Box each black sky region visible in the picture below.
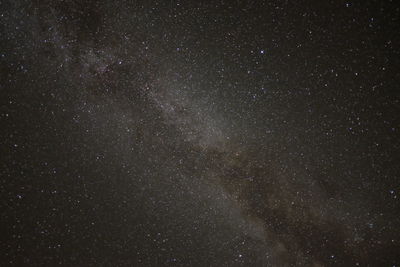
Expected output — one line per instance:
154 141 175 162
1 0 400 266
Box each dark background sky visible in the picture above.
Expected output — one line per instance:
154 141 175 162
1 0 399 266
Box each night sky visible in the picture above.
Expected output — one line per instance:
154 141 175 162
1 1 400 266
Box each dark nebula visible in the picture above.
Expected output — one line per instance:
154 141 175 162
1 1 399 266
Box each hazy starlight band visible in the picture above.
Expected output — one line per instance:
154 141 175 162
2 1 399 266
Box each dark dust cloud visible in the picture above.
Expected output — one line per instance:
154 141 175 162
1 1 400 266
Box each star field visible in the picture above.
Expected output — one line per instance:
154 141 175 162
1 1 400 266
